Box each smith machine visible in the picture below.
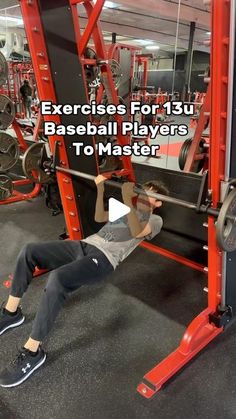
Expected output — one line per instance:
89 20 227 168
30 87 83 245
18 0 236 399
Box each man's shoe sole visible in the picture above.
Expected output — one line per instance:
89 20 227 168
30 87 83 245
0 316 25 336
0 353 47 388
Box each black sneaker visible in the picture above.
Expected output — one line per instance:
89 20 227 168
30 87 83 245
0 304 25 336
0 347 46 388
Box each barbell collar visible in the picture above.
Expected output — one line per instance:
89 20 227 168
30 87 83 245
206 206 236 223
203 207 219 217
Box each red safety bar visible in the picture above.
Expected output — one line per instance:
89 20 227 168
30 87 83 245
140 241 205 273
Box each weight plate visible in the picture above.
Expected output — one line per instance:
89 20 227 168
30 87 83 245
0 52 8 87
178 138 206 172
84 47 96 60
99 155 122 173
100 59 123 89
84 47 100 86
216 189 236 252
22 142 51 184
95 136 121 171
179 138 191 170
0 174 13 201
0 95 15 130
192 139 206 173
0 132 19 171
85 66 100 85
110 59 122 89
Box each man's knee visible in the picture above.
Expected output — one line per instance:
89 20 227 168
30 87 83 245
44 272 67 301
18 243 35 261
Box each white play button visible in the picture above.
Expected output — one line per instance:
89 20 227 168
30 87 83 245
108 198 131 222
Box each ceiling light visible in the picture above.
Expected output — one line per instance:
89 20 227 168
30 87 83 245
146 45 160 50
135 39 154 46
92 0 118 8
105 1 117 7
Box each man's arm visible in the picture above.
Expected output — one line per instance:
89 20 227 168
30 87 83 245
122 182 150 238
94 175 109 223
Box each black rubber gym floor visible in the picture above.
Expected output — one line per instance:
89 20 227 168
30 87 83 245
1 196 236 419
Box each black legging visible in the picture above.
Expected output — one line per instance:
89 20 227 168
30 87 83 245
10 241 113 341
23 96 32 119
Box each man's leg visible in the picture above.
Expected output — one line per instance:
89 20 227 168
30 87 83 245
0 246 113 387
26 247 113 349
1 240 85 333
27 97 32 119
22 99 26 118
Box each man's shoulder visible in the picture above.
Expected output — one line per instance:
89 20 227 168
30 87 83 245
149 214 163 225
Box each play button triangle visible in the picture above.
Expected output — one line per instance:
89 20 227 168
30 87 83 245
108 198 131 222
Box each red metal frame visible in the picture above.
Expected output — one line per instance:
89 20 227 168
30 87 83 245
12 119 28 152
74 0 136 174
32 112 43 142
0 181 42 206
207 0 229 311
184 85 211 172
0 119 42 206
137 0 230 398
0 61 36 117
95 42 139 126
140 241 205 273
20 0 83 240
19 0 231 399
135 55 149 90
20 0 136 239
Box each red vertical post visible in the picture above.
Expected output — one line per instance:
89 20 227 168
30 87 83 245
207 0 230 311
136 0 231 399
19 0 82 240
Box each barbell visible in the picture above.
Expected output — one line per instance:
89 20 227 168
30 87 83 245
20 141 236 252
49 164 200 209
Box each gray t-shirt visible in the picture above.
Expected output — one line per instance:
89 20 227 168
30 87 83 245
82 211 163 269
